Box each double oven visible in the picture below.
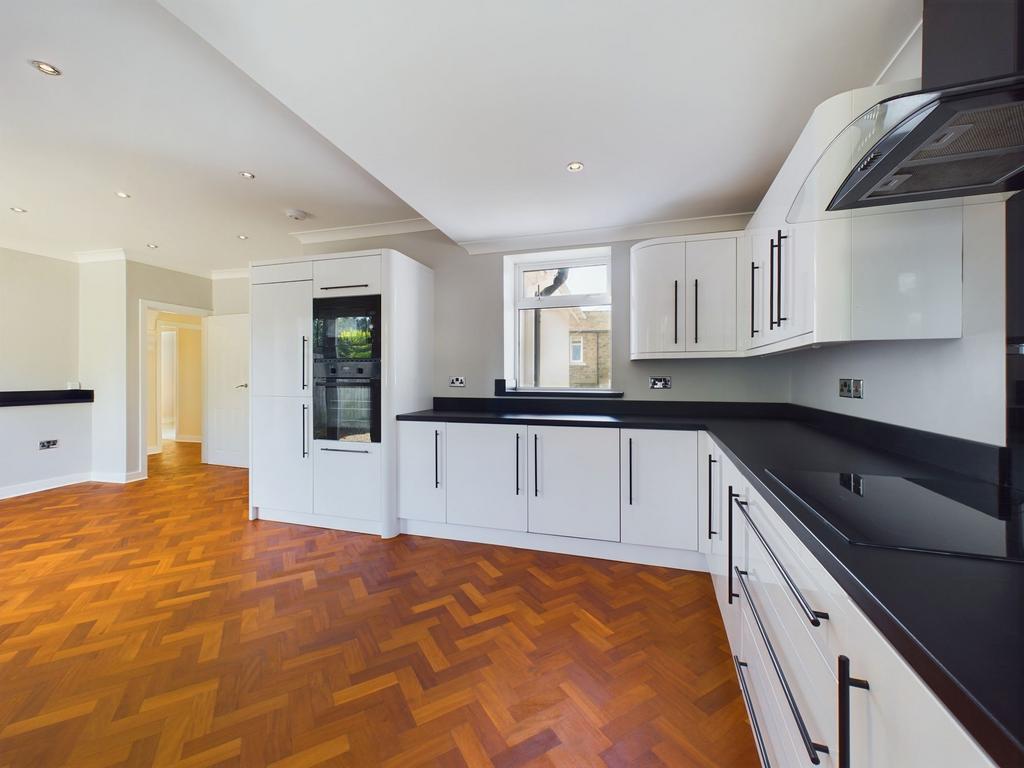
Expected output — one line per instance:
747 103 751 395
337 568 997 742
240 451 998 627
312 295 381 443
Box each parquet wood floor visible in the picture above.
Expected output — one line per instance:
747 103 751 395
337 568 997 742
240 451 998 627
0 441 757 767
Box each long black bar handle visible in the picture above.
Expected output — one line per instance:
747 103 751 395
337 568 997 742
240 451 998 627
734 656 772 768
301 403 308 458
320 283 370 291
768 238 777 329
673 280 679 344
533 433 539 497
693 278 699 345
628 438 634 506
750 262 760 338
735 498 829 627
728 486 737 603
736 567 829 765
515 432 521 496
777 229 788 324
434 430 440 489
301 335 308 390
707 455 718 539
838 655 870 768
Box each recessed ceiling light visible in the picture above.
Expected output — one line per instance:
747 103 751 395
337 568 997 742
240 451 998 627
566 161 584 173
146 243 158 249
31 60 62 76
10 207 27 213
116 191 131 199
239 171 255 180
237 234 248 240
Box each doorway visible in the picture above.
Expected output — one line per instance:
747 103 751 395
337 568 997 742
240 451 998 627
146 311 205 462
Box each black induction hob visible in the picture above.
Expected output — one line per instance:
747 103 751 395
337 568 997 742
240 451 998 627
766 469 1024 564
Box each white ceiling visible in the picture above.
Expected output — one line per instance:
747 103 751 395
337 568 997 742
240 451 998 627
160 0 922 249
0 1 419 276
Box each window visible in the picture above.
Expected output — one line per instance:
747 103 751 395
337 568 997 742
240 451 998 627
503 247 612 391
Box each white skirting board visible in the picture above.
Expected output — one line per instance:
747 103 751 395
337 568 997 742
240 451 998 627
0 469 147 500
174 435 203 443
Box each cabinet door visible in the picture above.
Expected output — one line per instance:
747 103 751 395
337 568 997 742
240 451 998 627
630 241 686 355
313 442 381 521
313 254 382 297
251 396 312 516
251 280 312 398
685 238 737 352
446 423 527 531
747 230 774 348
398 421 445 522
527 426 619 541
621 429 698 549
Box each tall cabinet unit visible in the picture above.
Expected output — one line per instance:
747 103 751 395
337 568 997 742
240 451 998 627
249 249 433 537
250 264 313 519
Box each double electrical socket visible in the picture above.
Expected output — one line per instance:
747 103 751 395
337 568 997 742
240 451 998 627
649 376 672 390
448 376 466 388
839 378 864 399
39 439 58 450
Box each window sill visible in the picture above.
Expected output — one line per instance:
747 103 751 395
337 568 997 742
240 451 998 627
494 380 624 398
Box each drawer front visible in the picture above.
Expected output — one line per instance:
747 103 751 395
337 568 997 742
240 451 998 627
736 613 788 768
313 254 381 296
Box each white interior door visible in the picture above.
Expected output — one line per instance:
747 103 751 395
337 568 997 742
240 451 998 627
203 314 250 468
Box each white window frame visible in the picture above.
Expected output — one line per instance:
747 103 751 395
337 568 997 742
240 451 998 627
502 246 612 391
569 338 584 365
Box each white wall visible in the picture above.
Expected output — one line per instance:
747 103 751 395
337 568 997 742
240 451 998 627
0 403 92 499
0 247 79 390
213 276 249 314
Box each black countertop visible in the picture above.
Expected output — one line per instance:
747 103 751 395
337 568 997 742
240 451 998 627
0 390 94 407
398 408 1024 766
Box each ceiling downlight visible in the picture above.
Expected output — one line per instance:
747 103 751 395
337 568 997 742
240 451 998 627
566 161 584 172
31 60 62 76
10 207 27 213
239 170 255 180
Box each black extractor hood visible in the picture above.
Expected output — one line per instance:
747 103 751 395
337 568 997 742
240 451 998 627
828 0 1024 211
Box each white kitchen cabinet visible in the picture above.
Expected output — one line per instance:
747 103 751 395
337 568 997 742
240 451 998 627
313 254 382 297
620 429 698 549
313 441 381 521
397 421 446 522
446 422 527 531
251 279 312 398
685 238 737 352
748 225 813 349
527 425 619 541
630 240 686 355
251 396 312 516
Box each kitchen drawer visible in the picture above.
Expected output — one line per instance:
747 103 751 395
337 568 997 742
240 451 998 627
313 441 381 521
313 254 381 296
736 613 788 768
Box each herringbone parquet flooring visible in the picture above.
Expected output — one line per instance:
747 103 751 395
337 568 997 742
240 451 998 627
0 441 757 767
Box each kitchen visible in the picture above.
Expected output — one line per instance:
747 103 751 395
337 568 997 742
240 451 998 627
1 1 1022 766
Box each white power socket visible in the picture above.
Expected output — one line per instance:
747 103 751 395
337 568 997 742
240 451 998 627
449 376 466 387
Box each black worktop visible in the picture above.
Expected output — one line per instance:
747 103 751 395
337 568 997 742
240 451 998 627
0 389 94 407
398 402 1024 766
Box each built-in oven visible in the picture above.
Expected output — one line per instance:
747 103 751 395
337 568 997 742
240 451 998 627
313 361 381 443
313 295 381 363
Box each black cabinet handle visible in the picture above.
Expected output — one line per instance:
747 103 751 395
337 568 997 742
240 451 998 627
434 430 440 489
769 238 777 330
673 280 679 344
728 486 738 604
515 432 521 496
734 497 829 627
750 262 760 337
628 437 634 505
320 447 369 454
707 455 718 539
736 567 829 764
301 403 308 458
301 335 308 390
320 283 370 290
777 229 788 324
734 656 772 768
693 278 699 345
838 655 870 768
534 433 539 497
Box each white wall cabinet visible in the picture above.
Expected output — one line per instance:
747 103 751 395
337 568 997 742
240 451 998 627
313 254 382 297
620 429 698 549
251 280 312 398
397 421 446 522
446 422 527 531
251 396 312 516
527 425 620 541
630 240 686 355
685 238 737 352
313 442 381 521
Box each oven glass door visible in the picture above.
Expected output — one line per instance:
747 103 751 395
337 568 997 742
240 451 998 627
313 378 381 443
313 295 381 362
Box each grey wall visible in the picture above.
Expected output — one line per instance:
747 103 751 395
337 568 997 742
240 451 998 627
213 276 249 314
304 230 793 402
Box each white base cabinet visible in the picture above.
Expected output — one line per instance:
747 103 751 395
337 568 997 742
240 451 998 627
251 396 312 516
620 429 698 549
397 421 446 522
313 441 381 521
527 425 620 542
445 422 527 531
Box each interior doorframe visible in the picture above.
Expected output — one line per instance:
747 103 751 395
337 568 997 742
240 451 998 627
138 299 211 477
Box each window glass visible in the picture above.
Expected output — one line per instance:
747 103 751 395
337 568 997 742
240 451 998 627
522 264 608 298
518 306 610 389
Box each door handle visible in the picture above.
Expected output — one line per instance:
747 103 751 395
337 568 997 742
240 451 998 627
693 279 699 345
728 486 739 604
777 229 788 324
434 430 440 489
769 238 777 330
673 280 679 345
320 447 370 454
301 403 308 458
515 432 521 496
838 655 870 768
234 383 249 389
533 433 539 497
320 283 370 291
301 335 308 390
628 437 634 505
707 455 717 539
750 262 760 338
